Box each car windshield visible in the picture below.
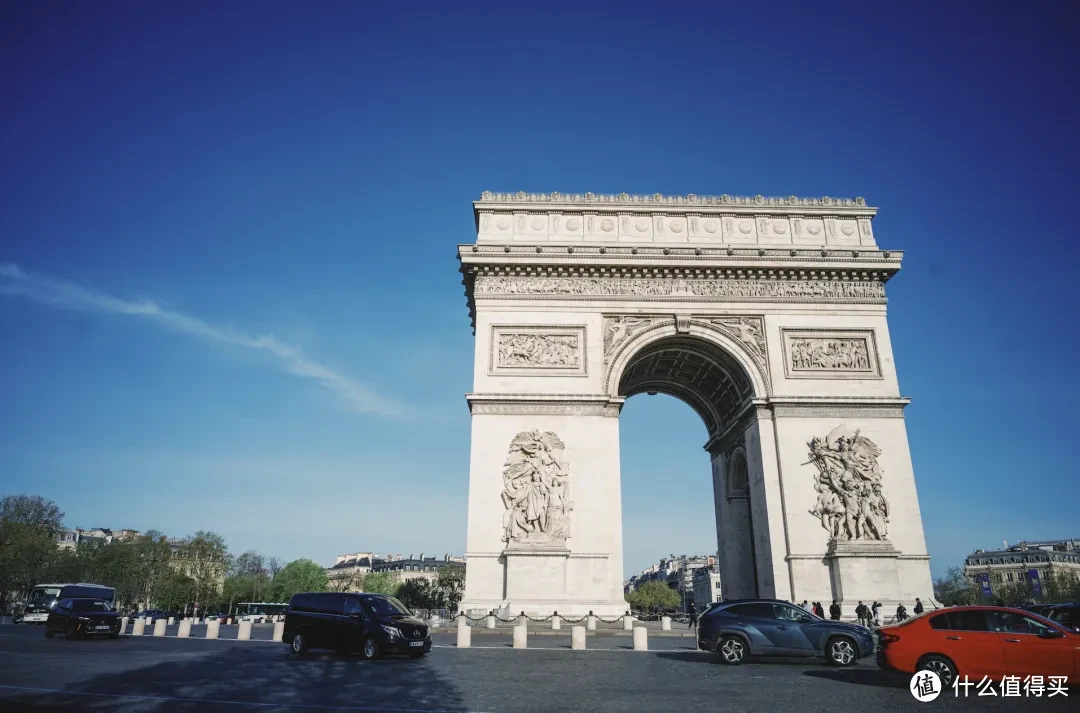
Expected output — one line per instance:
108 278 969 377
365 596 412 616
72 599 112 612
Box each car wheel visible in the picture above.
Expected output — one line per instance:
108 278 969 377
290 633 308 655
917 654 957 688
360 637 381 661
826 636 857 666
717 635 747 665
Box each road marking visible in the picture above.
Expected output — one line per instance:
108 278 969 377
0 685 494 713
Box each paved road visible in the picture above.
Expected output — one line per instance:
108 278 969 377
0 624 1072 712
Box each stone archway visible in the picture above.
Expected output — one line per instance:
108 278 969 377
457 191 935 617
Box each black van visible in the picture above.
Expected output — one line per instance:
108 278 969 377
283 592 431 659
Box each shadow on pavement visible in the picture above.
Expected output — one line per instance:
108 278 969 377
1 644 468 712
803 668 908 689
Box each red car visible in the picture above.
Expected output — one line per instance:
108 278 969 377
877 606 1079 687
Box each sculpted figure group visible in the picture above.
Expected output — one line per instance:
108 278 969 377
807 427 890 542
790 338 871 371
497 334 579 368
501 430 574 544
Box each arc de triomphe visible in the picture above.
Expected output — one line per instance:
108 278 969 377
457 191 933 617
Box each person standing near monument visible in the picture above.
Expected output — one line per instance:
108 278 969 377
855 601 868 627
872 601 882 628
687 601 697 629
829 600 842 620
913 598 924 615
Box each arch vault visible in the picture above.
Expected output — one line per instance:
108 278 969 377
457 191 934 617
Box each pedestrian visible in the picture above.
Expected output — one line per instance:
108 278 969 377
896 602 907 622
812 601 824 618
913 598 924 615
829 600 841 620
872 601 882 628
800 600 809 611
855 601 867 627
688 601 697 629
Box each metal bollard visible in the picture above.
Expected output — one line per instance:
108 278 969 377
551 614 561 630
153 619 167 636
238 620 252 640
206 619 220 639
178 619 192 638
485 614 495 629
623 615 633 631
512 624 527 649
633 626 648 651
456 617 471 648
587 614 597 631
131 618 145 636
273 621 285 642
661 615 671 631
571 625 586 650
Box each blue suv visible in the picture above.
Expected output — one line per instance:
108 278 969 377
697 599 874 666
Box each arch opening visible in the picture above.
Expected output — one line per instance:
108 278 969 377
617 334 763 602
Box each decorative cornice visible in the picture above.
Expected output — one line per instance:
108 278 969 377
473 276 886 302
460 244 902 266
477 191 871 210
767 397 910 419
466 393 624 417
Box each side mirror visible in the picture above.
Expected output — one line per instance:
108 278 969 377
1038 629 1064 639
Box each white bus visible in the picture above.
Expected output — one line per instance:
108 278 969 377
236 602 288 620
20 583 116 624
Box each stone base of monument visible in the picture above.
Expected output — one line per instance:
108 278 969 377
826 538 902 606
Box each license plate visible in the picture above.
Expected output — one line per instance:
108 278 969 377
409 641 424 647
95 626 112 630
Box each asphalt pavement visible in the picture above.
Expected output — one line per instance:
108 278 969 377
0 622 1073 712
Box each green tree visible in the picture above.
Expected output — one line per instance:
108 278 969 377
624 580 681 612
272 559 328 601
155 569 196 612
360 571 397 595
933 567 980 606
435 565 465 612
395 579 435 610
0 495 65 612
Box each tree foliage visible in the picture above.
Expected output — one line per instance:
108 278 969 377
272 559 328 601
0 495 66 610
933 567 980 606
624 581 681 612
360 571 397 595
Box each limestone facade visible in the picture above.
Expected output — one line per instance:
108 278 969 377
457 192 934 617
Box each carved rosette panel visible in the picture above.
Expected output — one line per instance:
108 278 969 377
489 325 586 376
475 276 885 301
501 430 574 546
805 425 890 544
782 330 881 379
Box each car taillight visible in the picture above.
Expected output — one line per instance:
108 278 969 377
880 632 900 645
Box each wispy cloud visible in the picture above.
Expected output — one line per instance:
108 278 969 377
0 263 403 417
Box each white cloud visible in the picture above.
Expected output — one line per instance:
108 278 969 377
0 262 403 417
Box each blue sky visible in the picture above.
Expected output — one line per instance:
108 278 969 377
1 1 1077 581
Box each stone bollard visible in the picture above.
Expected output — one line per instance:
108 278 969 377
206 619 220 639
178 619 192 638
456 617 471 648
633 626 648 651
551 614 561 630
571 625 586 650
192 618 200 626
273 621 285 642
512 624 527 649
226 618 232 626
623 614 633 631
168 616 175 625
485 614 495 629
661 615 671 631
518 612 527 628
238 620 252 640
132 618 145 636
153 619 167 636
587 614 597 631
120 616 129 633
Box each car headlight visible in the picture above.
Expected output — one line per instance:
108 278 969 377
381 625 401 638
78 616 92 622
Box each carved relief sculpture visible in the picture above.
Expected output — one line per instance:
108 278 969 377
501 430 574 545
710 317 766 359
806 426 890 542
790 337 871 371
603 316 654 360
497 333 580 369
475 276 885 300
